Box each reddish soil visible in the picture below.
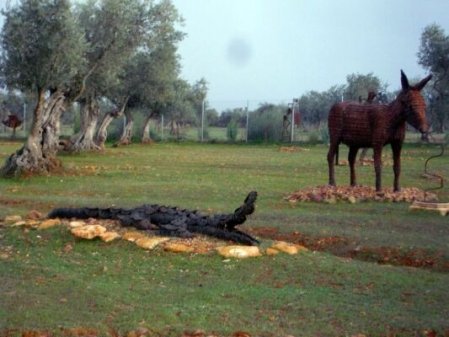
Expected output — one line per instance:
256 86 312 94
250 227 449 272
280 185 448 271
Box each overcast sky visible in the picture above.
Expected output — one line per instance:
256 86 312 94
171 0 449 111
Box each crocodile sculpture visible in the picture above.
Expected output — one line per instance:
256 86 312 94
48 191 259 245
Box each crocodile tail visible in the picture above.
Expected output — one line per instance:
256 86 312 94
47 207 111 219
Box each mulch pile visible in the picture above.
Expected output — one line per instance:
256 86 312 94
286 185 438 203
278 146 310 153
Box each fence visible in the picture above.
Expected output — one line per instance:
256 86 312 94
1 99 318 144
1 99 431 144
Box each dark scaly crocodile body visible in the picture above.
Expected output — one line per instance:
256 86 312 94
48 191 259 245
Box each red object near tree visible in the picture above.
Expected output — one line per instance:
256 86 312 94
286 107 301 126
2 114 23 138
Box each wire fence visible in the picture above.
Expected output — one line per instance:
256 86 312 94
0 99 435 144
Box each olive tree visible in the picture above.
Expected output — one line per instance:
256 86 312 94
418 24 449 132
115 1 184 146
125 47 179 145
0 0 87 177
72 0 184 149
344 73 387 102
68 0 155 151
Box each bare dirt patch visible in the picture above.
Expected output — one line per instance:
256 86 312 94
250 226 449 272
281 185 448 271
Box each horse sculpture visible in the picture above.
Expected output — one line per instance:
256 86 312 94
327 70 432 192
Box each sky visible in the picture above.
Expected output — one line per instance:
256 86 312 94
171 0 449 111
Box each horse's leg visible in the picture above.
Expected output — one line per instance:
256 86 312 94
373 145 383 192
335 145 339 166
327 141 339 186
391 141 402 192
348 146 359 186
358 148 368 165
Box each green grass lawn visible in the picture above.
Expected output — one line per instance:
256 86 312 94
0 140 448 336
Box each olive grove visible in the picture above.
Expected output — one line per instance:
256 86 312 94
0 0 198 177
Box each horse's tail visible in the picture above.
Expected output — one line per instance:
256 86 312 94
328 102 346 167
47 207 116 220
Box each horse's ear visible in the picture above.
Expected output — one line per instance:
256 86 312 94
401 70 410 90
414 74 432 91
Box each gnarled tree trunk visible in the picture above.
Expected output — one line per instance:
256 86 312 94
1 89 65 177
141 111 156 144
96 97 129 149
117 108 133 145
96 109 121 149
68 95 101 151
170 119 181 140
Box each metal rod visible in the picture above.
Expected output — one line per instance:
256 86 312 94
245 101 249 142
423 142 445 191
201 100 205 142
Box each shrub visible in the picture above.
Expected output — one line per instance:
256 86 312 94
226 120 239 142
319 126 329 144
248 105 284 142
307 130 321 144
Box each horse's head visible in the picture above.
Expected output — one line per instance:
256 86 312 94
399 70 432 141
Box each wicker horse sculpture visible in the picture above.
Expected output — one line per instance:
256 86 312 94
327 70 432 192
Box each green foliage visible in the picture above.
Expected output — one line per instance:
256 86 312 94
190 78 208 117
110 0 184 110
226 119 239 141
77 0 179 99
344 72 387 101
306 130 321 144
125 48 179 109
214 108 246 127
418 24 449 74
297 74 390 130
297 85 344 128
165 79 199 126
206 108 219 126
305 127 330 144
248 104 283 142
0 0 87 92
418 24 449 132
319 125 330 144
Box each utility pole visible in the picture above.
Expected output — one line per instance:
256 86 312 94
201 99 205 142
290 98 300 143
245 101 249 142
